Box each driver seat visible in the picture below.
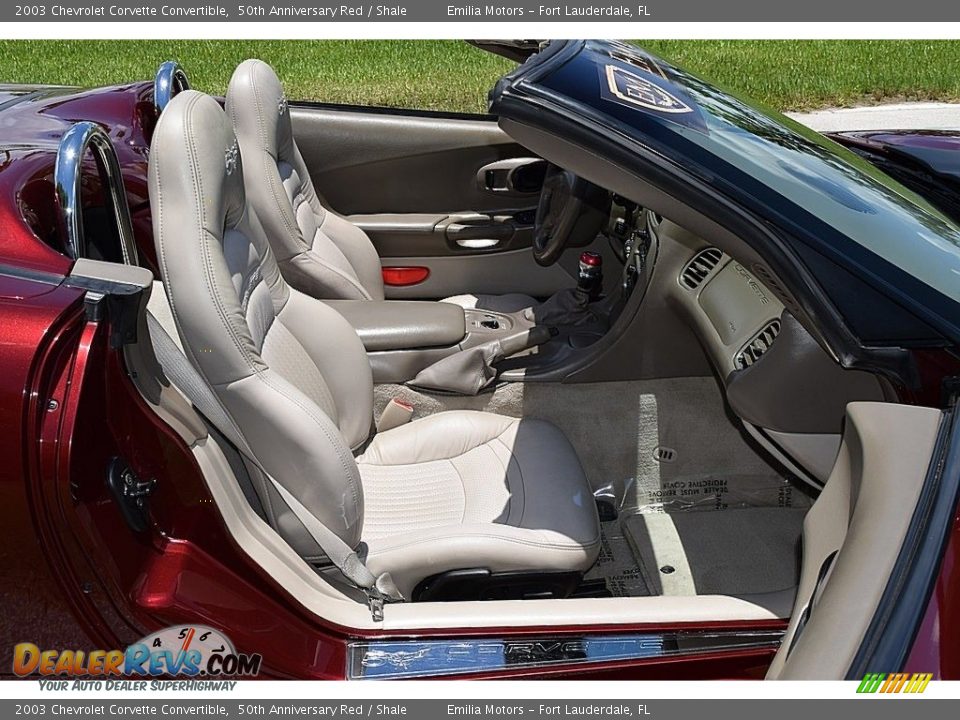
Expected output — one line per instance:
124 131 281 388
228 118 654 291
148 90 600 600
225 59 536 313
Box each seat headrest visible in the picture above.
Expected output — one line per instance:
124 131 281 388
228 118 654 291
226 59 296 162
150 89 247 233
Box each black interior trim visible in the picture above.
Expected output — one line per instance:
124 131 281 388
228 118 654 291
413 568 582 602
289 99 497 123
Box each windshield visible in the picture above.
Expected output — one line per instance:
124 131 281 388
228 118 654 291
531 41 960 326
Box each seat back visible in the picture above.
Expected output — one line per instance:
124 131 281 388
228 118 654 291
226 59 385 302
148 90 374 556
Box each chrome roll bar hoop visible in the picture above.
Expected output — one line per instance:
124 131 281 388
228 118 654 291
54 121 138 265
154 60 190 114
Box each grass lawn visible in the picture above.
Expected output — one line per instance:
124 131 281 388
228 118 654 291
1 40 960 113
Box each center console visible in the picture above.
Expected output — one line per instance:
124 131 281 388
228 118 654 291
325 239 639 391
324 299 534 384
465 307 526 336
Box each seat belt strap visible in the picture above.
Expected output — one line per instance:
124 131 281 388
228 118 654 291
264 472 403 619
146 313 403 619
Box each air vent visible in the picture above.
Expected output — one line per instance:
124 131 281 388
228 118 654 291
680 247 723 289
735 320 781 369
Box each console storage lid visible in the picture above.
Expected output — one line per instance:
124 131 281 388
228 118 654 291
324 300 466 351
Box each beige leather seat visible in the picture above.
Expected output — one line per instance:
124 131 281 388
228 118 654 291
148 90 600 599
225 59 537 313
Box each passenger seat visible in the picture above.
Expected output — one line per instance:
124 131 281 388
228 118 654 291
225 59 537 313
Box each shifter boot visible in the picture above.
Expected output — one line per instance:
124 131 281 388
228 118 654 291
523 288 598 327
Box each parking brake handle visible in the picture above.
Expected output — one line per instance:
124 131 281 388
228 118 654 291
407 326 555 396
499 325 554 355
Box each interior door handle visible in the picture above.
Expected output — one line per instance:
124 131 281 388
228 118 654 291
476 158 548 195
455 237 501 249
442 213 516 251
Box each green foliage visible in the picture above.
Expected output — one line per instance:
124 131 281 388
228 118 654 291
1 40 958 113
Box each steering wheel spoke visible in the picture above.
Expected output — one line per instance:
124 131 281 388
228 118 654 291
533 164 611 266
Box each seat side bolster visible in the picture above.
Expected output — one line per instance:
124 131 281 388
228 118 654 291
221 371 365 551
277 289 375 449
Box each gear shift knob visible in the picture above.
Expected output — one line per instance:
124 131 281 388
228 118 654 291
577 251 603 299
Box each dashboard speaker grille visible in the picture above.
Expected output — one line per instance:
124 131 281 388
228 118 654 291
751 263 800 314
680 247 723 289
736 320 782 369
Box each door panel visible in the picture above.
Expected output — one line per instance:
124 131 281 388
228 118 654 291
290 106 530 214
290 104 579 300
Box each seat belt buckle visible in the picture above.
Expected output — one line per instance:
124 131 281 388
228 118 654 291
376 397 414 433
364 571 404 621
364 586 403 622
364 588 386 622
366 590 387 622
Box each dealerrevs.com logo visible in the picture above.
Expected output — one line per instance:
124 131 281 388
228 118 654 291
13 625 262 690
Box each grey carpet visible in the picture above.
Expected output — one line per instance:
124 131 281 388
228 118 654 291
582 520 651 597
374 378 812 514
374 379 812 599
623 507 806 597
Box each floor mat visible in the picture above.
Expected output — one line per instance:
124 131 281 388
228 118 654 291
623 507 806 596
582 519 651 597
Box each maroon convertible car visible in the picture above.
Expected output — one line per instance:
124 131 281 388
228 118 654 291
1 40 959 680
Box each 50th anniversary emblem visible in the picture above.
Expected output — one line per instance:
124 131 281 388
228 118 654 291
13 625 261 690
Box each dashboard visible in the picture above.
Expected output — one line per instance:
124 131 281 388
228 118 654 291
677 247 784 378
656 217 889 488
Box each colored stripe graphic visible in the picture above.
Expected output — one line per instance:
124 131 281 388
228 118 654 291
856 673 885 693
857 672 932 693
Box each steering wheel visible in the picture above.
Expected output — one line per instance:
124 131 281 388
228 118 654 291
532 164 611 266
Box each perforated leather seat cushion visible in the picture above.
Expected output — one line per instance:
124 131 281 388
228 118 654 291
358 411 601 597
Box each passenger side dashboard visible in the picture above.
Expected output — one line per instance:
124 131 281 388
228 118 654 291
675 246 784 378
664 226 889 487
